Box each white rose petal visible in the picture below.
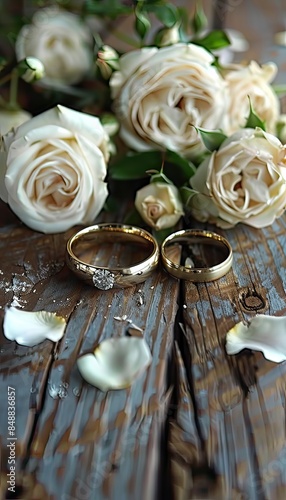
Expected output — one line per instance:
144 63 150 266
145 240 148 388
77 337 152 391
3 307 66 347
0 105 109 233
110 43 229 159
135 182 184 230
15 7 93 86
226 315 286 363
110 47 158 99
189 127 286 228
0 109 32 136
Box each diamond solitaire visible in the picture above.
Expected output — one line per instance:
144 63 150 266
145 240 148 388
66 223 159 288
92 269 115 290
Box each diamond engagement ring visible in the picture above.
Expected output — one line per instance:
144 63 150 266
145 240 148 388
161 229 233 282
66 223 160 289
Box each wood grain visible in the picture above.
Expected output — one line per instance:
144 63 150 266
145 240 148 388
1 201 286 499
168 218 286 500
1 2 286 498
0 203 179 499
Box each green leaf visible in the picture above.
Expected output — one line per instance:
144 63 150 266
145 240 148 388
245 96 266 131
210 55 222 69
109 151 162 180
82 0 131 18
164 150 196 184
151 4 179 28
177 7 190 38
103 194 120 213
109 149 197 185
135 10 151 40
194 30 231 51
191 1 208 35
196 127 227 151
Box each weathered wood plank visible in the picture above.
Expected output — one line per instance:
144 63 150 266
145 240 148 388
0 222 69 457
2 213 286 499
0 202 180 499
22 266 178 500
169 216 286 500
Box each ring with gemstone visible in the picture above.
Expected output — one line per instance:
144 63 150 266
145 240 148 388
161 229 233 282
66 223 160 290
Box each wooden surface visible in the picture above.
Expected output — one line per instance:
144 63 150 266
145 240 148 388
1 2 286 498
1 197 286 500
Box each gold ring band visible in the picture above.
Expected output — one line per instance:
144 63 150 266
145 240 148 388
161 229 233 282
66 223 160 289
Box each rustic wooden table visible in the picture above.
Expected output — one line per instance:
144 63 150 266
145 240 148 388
1 196 286 500
1 2 286 498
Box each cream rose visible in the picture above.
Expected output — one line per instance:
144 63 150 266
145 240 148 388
0 105 109 233
223 61 280 134
15 7 93 86
188 128 286 228
110 43 229 159
0 109 32 135
135 182 184 230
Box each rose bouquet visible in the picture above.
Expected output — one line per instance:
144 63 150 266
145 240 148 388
0 1 286 236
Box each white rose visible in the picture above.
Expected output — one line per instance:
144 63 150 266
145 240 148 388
189 128 286 228
135 182 184 230
15 7 93 86
0 105 110 233
0 109 32 135
223 61 280 134
110 43 229 159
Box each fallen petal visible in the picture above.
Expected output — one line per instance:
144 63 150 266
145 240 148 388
77 336 152 391
225 315 286 362
3 307 67 347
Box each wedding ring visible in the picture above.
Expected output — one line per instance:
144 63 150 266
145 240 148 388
66 223 160 289
161 229 233 282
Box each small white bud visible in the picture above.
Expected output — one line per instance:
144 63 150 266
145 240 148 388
19 57 45 83
96 45 119 80
154 25 180 48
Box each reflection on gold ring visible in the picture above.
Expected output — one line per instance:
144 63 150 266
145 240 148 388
161 229 233 282
66 223 159 290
